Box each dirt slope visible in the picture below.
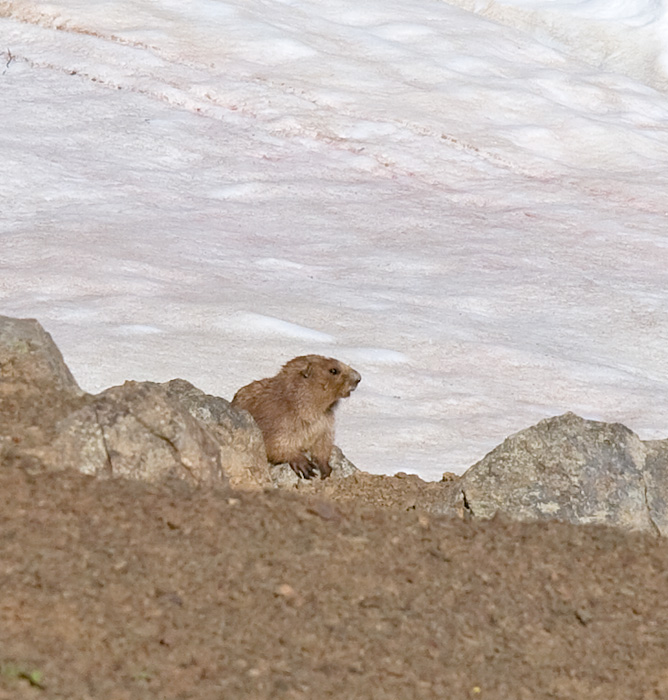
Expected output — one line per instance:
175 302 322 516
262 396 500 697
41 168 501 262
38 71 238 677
1 464 667 700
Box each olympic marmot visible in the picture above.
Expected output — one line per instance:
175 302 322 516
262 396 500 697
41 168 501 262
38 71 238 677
232 355 361 479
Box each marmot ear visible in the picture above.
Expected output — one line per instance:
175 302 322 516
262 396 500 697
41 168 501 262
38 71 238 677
300 362 312 379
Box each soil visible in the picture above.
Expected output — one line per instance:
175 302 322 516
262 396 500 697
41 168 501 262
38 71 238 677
2 463 668 700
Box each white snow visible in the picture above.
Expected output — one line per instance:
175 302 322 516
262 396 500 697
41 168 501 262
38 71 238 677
3 0 668 480
227 313 336 343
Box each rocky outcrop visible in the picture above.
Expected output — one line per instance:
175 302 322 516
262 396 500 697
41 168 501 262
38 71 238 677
0 316 262 486
0 315 355 489
0 315 82 401
49 381 227 487
0 315 85 465
640 439 668 535
5 315 668 532
162 379 273 489
444 412 668 535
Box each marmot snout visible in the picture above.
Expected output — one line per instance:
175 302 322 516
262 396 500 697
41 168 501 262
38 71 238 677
232 355 361 479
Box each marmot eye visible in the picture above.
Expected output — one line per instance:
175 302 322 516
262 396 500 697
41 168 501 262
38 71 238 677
329 367 339 375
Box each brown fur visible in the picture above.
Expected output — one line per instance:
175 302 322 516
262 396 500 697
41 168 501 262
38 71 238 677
232 355 361 479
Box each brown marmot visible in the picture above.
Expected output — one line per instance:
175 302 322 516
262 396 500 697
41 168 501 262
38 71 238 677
232 355 361 479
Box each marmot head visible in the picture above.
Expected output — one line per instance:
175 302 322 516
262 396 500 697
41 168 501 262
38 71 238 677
281 355 361 406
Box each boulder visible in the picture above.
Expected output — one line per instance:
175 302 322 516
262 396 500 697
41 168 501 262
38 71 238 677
1 315 85 465
641 439 668 535
0 315 82 400
0 315 363 490
447 412 663 534
0 316 266 488
162 379 272 489
49 381 227 487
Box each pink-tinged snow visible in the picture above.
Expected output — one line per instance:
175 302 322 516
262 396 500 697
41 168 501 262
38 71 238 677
2 0 668 479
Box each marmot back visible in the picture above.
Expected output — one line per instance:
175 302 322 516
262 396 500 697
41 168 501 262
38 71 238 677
232 355 361 479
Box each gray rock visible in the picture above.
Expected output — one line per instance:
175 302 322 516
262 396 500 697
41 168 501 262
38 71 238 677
50 381 227 487
0 316 82 416
162 379 272 489
0 315 359 490
449 412 661 534
1 315 85 464
330 445 360 478
269 463 301 488
642 438 668 535
0 315 82 400
269 445 360 487
0 316 257 488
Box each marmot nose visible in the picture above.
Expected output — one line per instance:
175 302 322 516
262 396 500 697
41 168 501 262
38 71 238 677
351 370 361 386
